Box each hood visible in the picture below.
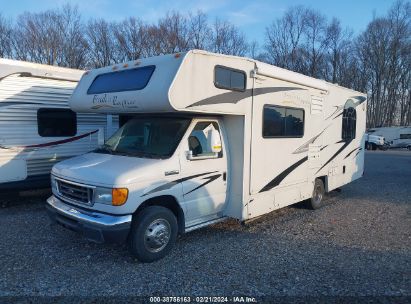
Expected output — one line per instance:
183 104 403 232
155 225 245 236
52 152 178 187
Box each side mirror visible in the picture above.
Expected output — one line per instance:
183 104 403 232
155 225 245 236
186 150 194 160
208 129 222 153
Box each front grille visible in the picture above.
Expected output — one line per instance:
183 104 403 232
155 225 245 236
57 179 93 205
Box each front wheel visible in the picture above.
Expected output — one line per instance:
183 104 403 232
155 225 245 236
129 206 178 263
307 179 325 210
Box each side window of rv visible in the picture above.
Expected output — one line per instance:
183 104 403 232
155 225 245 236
188 122 222 159
87 65 155 94
263 105 304 138
342 107 356 141
37 108 77 137
214 66 246 91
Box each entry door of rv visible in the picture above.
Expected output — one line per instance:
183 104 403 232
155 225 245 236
179 119 227 225
249 77 310 197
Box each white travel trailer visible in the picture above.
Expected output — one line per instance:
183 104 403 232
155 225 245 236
46 50 366 262
367 126 411 150
0 59 118 191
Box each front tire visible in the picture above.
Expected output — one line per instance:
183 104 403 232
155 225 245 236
308 179 325 210
129 206 178 263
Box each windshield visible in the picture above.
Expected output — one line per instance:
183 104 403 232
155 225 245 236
95 117 191 159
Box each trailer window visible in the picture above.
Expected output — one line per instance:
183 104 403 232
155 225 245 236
37 108 77 137
214 66 246 91
400 134 411 139
263 105 304 138
87 65 155 94
342 107 356 141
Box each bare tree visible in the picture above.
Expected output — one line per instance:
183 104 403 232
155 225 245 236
0 13 13 58
85 19 116 68
57 4 88 68
301 9 329 78
156 12 191 54
188 10 211 50
12 10 63 65
357 0 411 127
210 18 248 56
264 5 306 70
113 17 148 61
324 18 353 84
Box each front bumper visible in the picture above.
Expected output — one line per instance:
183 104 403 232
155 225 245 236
46 195 132 243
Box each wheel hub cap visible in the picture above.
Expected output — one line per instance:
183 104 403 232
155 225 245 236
144 219 171 253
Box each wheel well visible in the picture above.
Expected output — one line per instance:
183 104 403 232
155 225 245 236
134 195 185 235
316 176 328 192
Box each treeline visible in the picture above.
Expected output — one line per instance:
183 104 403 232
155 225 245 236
0 1 409 127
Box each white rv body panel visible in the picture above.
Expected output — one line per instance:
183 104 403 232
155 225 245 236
0 59 119 189
48 50 366 249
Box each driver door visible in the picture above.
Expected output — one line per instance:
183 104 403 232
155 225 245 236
179 119 228 227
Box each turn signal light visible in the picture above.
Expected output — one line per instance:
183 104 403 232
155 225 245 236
112 188 128 206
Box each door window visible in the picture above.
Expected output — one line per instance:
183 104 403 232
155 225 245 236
188 121 222 159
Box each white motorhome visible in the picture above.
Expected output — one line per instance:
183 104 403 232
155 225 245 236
46 50 366 262
367 126 411 150
0 59 118 191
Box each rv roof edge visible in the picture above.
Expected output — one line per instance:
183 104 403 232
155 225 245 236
0 58 83 82
255 62 328 92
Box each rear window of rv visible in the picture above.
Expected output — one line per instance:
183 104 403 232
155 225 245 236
37 108 77 137
87 65 155 94
263 105 304 138
214 66 246 91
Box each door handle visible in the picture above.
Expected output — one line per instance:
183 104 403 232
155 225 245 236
165 170 179 176
223 172 227 181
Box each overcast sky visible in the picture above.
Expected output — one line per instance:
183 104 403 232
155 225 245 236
0 0 395 45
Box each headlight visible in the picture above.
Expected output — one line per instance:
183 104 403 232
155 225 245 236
51 175 58 193
94 187 128 206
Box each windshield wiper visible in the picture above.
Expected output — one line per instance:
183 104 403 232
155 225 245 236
128 151 162 159
94 145 114 154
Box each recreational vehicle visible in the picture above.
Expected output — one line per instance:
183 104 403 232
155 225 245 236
46 50 366 262
367 126 411 150
0 59 118 190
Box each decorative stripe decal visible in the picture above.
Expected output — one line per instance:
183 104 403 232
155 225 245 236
354 148 362 157
315 140 351 174
187 87 304 108
184 173 222 195
0 130 99 151
259 156 308 193
332 112 343 119
141 171 218 197
344 147 360 159
293 128 328 154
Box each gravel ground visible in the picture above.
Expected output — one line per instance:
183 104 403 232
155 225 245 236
0 150 410 300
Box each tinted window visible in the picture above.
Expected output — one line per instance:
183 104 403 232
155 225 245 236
215 66 246 91
263 106 285 137
98 117 190 159
399 134 411 139
285 108 304 136
342 107 356 141
263 105 304 137
87 65 155 94
37 108 77 137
